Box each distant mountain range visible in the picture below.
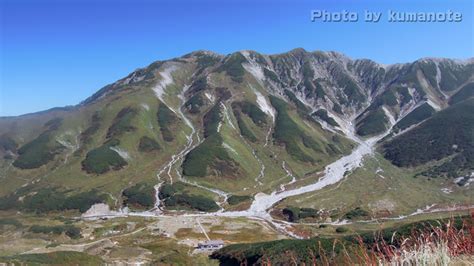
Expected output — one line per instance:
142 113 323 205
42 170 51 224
0 48 472 215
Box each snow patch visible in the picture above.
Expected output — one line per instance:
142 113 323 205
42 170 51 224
427 99 442 111
441 188 452 194
382 106 396 126
221 103 236 130
110 147 131 160
82 203 128 219
152 65 178 102
282 161 296 184
241 52 265 84
222 143 238 155
251 85 275 122
204 92 215 103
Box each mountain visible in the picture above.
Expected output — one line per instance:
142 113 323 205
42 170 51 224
0 48 473 215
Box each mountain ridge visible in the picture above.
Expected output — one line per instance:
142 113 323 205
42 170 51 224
0 47 472 220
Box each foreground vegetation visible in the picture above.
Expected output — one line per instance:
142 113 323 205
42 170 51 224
212 214 474 265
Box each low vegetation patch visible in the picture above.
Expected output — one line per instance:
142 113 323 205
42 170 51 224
182 134 236 177
284 89 311 117
82 138 127 174
270 95 322 162
312 109 338 127
282 206 319 222
13 133 64 169
75 112 102 155
232 101 267 126
159 182 219 212
13 118 65 169
122 182 155 209
0 186 106 213
383 99 474 177
29 224 81 239
138 136 161 152
0 218 22 228
356 108 388 136
212 215 473 265
343 207 370 220
227 195 252 206
106 107 137 139
0 134 17 152
217 52 247 83
1 251 103 265
185 93 205 114
183 103 238 177
157 103 178 141
393 103 435 132
234 113 257 142
449 82 474 105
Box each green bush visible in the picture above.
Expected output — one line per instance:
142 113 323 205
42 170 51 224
157 103 178 142
1 251 104 265
159 183 219 212
211 215 469 265
0 135 17 152
332 103 343 114
30 225 81 239
122 183 155 209
232 101 267 126
21 188 106 213
62 190 108 213
284 89 310 116
106 107 137 138
183 102 238 177
393 103 435 132
164 194 219 212
269 96 317 162
227 195 252 205
282 206 318 222
182 134 234 177
138 136 161 152
203 103 223 137
313 109 338 127
383 98 474 169
75 112 102 155
185 93 205 114
196 53 220 69
336 73 365 106
356 109 388 136
233 110 257 142
82 139 127 174
188 77 208 93
217 53 247 83
343 207 369 220
0 218 22 228
263 68 281 85
238 116 257 142
449 82 474 105
335 227 348 233
211 237 344 265
13 131 64 169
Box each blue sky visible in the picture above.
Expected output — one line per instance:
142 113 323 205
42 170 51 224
1 0 473 116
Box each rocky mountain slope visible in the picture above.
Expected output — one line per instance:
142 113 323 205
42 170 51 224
0 48 472 216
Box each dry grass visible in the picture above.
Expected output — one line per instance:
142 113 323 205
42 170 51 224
257 211 474 266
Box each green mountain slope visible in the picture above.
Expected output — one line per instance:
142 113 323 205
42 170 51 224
0 49 472 216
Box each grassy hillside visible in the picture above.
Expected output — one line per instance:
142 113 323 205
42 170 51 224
393 103 436 132
356 109 388 136
383 98 474 177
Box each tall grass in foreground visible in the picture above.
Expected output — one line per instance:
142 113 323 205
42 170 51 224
261 212 474 266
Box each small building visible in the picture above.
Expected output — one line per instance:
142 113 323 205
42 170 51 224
197 240 224 250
